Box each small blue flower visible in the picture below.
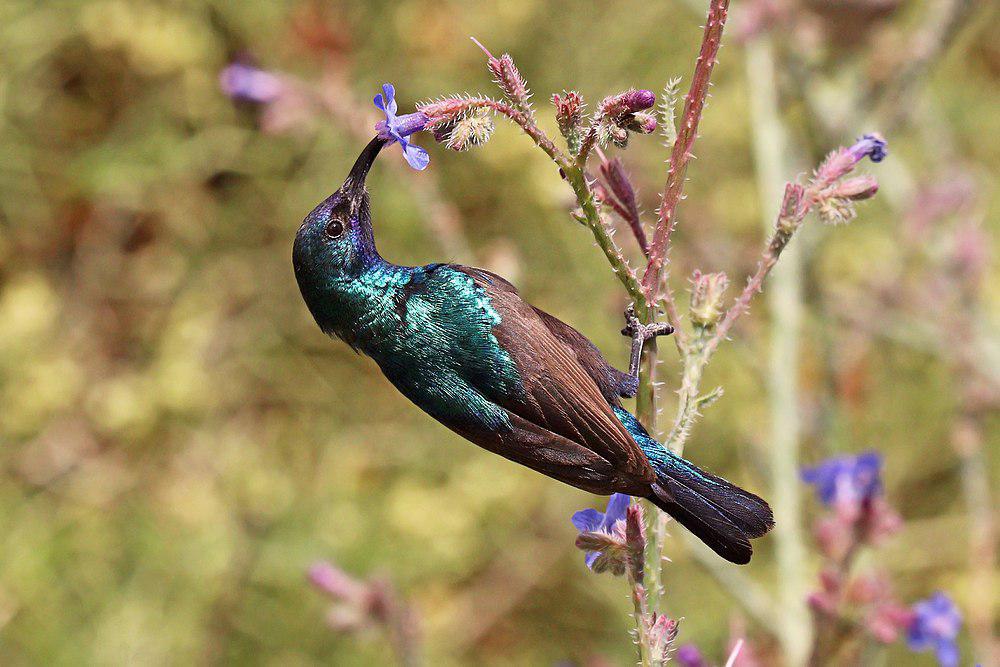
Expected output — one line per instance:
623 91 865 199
571 493 630 569
801 451 882 508
373 83 430 171
219 63 284 104
907 592 962 667
848 133 888 163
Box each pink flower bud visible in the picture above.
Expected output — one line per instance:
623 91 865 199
418 98 474 125
599 89 656 117
552 91 585 134
308 561 367 602
689 270 730 327
625 503 646 555
834 176 879 201
649 614 679 662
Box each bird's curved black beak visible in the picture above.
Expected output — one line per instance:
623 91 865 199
343 136 389 199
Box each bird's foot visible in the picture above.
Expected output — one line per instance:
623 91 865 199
620 303 674 343
621 303 674 383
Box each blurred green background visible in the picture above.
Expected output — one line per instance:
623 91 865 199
0 1 996 665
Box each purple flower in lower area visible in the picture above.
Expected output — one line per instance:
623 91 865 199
571 493 630 571
373 83 430 171
801 451 882 517
907 592 962 667
848 133 888 164
219 63 285 104
675 644 708 667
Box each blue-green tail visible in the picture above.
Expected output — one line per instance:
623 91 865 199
612 407 774 565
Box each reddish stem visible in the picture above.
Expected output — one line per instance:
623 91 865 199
642 0 730 297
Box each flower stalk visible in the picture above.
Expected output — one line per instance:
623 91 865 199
374 8 884 663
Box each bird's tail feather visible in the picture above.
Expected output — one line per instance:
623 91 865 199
645 451 774 564
610 406 773 564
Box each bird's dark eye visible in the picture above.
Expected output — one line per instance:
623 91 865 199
324 218 345 238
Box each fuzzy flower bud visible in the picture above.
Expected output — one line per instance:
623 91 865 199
605 124 629 148
599 89 657 118
625 111 658 134
689 270 730 327
553 90 585 153
418 97 476 128
776 182 806 234
625 503 646 562
444 109 495 151
592 89 657 149
834 175 880 201
471 37 532 113
648 614 679 663
553 91 585 134
817 197 858 225
600 157 638 213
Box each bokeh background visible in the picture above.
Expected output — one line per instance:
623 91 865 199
0 1 996 665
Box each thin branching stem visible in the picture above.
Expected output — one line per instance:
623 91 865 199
642 0 730 297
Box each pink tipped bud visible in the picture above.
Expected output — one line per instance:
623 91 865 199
600 157 637 212
689 270 730 327
649 614 679 662
308 561 367 603
625 503 646 555
472 37 531 110
859 497 902 544
866 603 915 644
814 515 854 560
552 90 585 134
599 89 656 117
631 111 658 134
834 176 879 201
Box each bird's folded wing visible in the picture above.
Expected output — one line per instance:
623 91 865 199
457 267 654 483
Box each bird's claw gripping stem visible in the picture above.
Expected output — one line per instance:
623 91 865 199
621 303 674 380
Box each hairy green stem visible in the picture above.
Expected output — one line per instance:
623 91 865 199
746 34 810 666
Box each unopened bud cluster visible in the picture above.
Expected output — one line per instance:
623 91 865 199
689 270 730 327
596 89 658 148
552 90 585 154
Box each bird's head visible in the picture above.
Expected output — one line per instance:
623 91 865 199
293 136 386 285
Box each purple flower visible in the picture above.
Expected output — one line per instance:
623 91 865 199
373 83 430 171
675 644 708 667
219 63 285 104
848 133 888 164
571 493 630 569
599 89 657 117
801 451 882 512
907 592 962 667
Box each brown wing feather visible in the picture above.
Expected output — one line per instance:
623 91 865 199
458 267 654 484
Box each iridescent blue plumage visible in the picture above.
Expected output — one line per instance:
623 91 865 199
293 137 773 564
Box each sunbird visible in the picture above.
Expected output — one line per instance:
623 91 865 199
293 137 773 564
